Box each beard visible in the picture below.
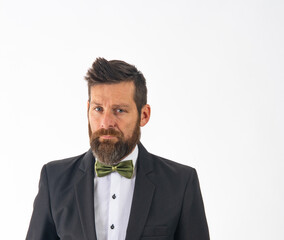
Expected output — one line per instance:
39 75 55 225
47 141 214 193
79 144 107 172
88 120 140 165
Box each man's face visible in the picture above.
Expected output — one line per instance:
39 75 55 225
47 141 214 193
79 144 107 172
88 81 145 165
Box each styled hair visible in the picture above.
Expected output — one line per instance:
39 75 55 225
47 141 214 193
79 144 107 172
85 57 147 114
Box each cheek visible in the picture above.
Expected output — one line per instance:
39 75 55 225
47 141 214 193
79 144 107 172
88 115 100 132
123 121 137 138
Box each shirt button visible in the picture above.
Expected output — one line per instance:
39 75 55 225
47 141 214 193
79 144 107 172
110 224 115 229
112 194 116 199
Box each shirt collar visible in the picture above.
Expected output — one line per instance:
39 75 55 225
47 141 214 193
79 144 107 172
119 145 138 169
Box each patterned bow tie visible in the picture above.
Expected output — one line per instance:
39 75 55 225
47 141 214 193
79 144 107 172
95 160 134 179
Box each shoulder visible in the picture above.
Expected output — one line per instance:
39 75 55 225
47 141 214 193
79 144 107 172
149 153 197 183
138 143 197 185
151 153 195 173
41 150 94 186
45 152 86 173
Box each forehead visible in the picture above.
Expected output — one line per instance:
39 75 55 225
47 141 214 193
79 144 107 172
90 81 135 103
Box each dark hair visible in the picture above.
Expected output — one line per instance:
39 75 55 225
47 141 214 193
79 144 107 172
85 57 147 114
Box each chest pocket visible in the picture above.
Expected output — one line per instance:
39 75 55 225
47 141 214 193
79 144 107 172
141 225 169 239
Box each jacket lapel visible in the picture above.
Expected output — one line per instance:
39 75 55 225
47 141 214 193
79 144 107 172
74 150 97 240
125 143 156 240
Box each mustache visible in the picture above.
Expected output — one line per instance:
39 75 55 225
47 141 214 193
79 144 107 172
92 128 123 139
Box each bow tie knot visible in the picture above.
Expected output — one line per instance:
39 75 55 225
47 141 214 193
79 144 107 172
95 160 134 179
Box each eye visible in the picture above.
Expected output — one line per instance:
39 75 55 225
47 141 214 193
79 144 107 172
94 106 103 112
115 109 125 113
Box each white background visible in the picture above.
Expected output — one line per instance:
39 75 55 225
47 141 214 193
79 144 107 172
0 0 283 239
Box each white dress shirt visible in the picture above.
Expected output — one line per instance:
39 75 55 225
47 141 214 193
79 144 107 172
94 145 138 240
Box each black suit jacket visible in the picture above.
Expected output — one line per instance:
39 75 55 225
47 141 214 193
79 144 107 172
26 143 210 240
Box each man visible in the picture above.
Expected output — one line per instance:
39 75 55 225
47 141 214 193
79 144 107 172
26 58 210 240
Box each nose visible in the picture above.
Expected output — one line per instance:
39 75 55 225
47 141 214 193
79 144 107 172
100 110 116 129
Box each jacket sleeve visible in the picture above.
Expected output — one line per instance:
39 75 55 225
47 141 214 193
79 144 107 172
174 169 210 240
26 165 59 240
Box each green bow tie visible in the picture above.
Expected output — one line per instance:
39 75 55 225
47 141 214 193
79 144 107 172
95 160 134 179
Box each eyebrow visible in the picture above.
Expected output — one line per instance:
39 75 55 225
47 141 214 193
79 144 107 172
112 104 130 108
90 101 101 105
90 101 130 108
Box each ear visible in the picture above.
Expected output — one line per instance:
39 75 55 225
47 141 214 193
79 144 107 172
140 104 151 127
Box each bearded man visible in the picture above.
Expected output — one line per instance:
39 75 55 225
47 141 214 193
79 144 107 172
26 58 210 240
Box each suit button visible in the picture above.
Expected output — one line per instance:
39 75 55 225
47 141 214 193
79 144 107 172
112 194 116 199
110 224 115 229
